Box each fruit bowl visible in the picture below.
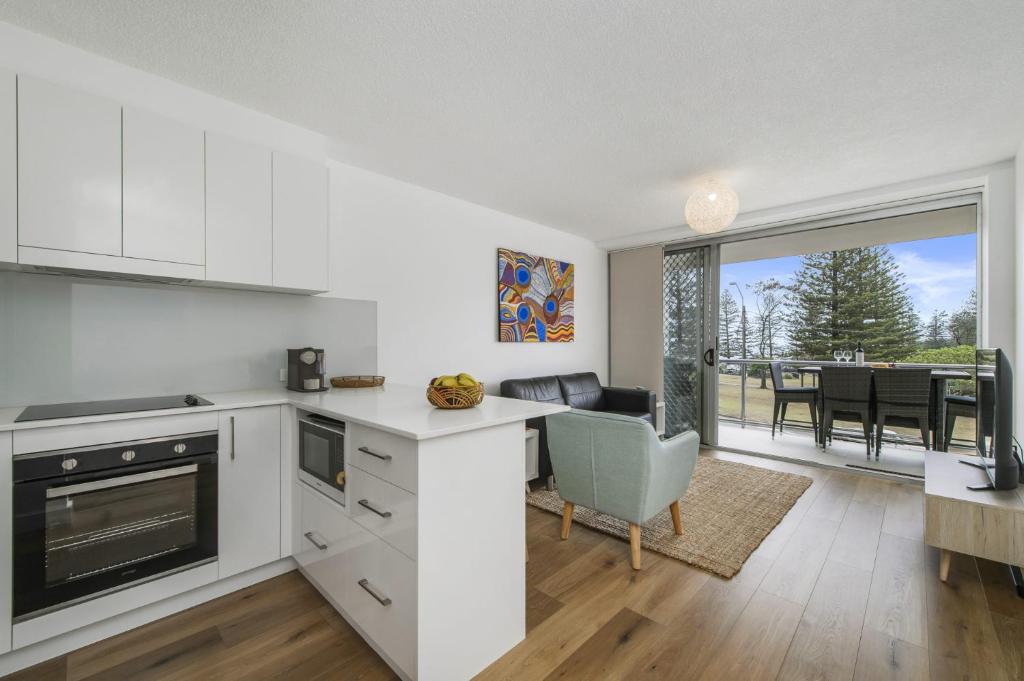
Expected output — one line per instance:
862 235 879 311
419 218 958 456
427 375 485 409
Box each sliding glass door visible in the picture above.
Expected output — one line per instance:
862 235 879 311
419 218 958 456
663 246 719 442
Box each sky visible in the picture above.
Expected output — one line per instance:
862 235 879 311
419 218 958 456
720 233 977 323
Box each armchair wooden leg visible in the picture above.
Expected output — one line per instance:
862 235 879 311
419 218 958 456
669 500 683 535
629 523 642 570
560 502 574 540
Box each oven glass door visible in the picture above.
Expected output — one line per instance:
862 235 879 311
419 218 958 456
299 420 344 492
13 454 217 619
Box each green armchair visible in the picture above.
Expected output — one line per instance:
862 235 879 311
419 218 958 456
546 409 700 569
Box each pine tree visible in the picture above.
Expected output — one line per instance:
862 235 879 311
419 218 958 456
922 311 950 349
948 289 977 346
719 289 739 358
786 246 919 361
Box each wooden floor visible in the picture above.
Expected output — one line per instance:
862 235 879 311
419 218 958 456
6 450 1024 681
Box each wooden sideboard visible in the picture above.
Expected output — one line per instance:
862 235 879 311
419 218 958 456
924 451 1024 581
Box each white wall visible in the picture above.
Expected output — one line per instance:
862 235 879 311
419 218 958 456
980 163 1016 365
327 161 609 391
1015 145 1024 429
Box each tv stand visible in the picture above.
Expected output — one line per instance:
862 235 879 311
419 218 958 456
959 458 996 471
925 452 1024 588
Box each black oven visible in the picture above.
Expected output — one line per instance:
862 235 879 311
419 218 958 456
298 413 346 506
12 431 218 620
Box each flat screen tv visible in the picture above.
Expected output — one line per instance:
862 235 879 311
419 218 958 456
973 348 1018 490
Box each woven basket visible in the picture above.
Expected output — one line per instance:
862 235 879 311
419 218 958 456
330 375 385 388
426 380 485 409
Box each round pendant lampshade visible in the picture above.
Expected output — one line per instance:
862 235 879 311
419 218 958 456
685 181 739 234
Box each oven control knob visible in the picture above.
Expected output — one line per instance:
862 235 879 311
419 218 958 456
61 458 78 471
122 450 136 462
173 443 187 454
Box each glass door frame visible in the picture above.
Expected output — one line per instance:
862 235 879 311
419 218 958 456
662 244 720 445
702 245 720 446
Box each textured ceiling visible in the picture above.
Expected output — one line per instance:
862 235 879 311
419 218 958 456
1 1 1022 244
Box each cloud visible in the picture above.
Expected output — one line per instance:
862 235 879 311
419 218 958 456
892 251 975 316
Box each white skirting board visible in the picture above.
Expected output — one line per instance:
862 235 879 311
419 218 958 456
0 558 296 676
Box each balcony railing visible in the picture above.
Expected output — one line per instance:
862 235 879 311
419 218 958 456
718 357 977 446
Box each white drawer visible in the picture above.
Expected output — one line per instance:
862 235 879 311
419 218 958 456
348 466 417 560
348 423 418 493
296 483 417 677
295 482 364 578
338 522 417 677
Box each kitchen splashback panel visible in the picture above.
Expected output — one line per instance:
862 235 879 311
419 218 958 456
0 272 377 407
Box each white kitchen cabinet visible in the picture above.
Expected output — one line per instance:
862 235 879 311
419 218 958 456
0 432 11 655
206 132 273 287
272 151 329 292
0 69 14 264
17 75 122 256
297 482 416 677
123 107 205 265
218 406 282 579
347 465 418 560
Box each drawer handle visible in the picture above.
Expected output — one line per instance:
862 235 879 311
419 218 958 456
358 446 392 462
358 578 392 607
358 499 393 518
303 531 328 551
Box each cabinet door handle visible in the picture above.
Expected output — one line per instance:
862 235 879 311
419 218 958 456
230 416 236 461
358 446 392 462
358 578 392 606
358 499 392 518
303 531 328 551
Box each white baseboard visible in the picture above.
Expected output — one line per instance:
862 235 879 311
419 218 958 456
0 558 296 676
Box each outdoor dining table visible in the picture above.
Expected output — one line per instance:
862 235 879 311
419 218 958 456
796 365 971 451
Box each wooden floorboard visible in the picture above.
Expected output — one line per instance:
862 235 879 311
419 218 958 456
5 449 1024 681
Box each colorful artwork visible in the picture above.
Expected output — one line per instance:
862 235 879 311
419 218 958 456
498 248 575 342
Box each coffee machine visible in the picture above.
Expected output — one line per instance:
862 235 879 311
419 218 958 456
287 348 328 392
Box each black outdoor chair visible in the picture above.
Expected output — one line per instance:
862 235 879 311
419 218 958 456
943 376 995 452
820 366 874 458
874 368 932 457
769 362 818 442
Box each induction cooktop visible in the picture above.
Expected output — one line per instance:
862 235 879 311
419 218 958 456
15 394 213 423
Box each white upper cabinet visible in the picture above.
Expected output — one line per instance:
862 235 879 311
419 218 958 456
205 132 273 287
123 107 205 265
17 75 122 256
0 69 14 264
273 151 329 292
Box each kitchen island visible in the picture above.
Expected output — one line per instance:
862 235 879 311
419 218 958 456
0 385 568 681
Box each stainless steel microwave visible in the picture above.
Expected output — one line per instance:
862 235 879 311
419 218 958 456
298 414 346 506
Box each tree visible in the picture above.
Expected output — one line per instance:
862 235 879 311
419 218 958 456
922 311 949 349
719 289 739 359
786 246 919 362
753 278 787 359
948 289 977 347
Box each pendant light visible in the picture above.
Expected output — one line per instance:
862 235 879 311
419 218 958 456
685 181 739 234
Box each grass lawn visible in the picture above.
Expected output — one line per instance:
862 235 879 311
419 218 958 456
717 372 976 444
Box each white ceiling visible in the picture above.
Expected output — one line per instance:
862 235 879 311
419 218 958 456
1 1 1023 245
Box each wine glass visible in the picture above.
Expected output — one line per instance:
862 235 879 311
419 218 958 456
833 349 842 364
842 350 852 363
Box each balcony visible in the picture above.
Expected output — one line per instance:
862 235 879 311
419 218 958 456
716 358 977 479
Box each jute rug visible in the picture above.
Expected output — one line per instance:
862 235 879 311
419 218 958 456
526 457 812 578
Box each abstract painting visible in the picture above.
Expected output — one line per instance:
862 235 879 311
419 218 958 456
498 248 574 342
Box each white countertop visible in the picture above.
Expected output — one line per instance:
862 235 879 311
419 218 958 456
0 384 569 440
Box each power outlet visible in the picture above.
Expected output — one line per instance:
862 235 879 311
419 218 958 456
279 368 288 382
